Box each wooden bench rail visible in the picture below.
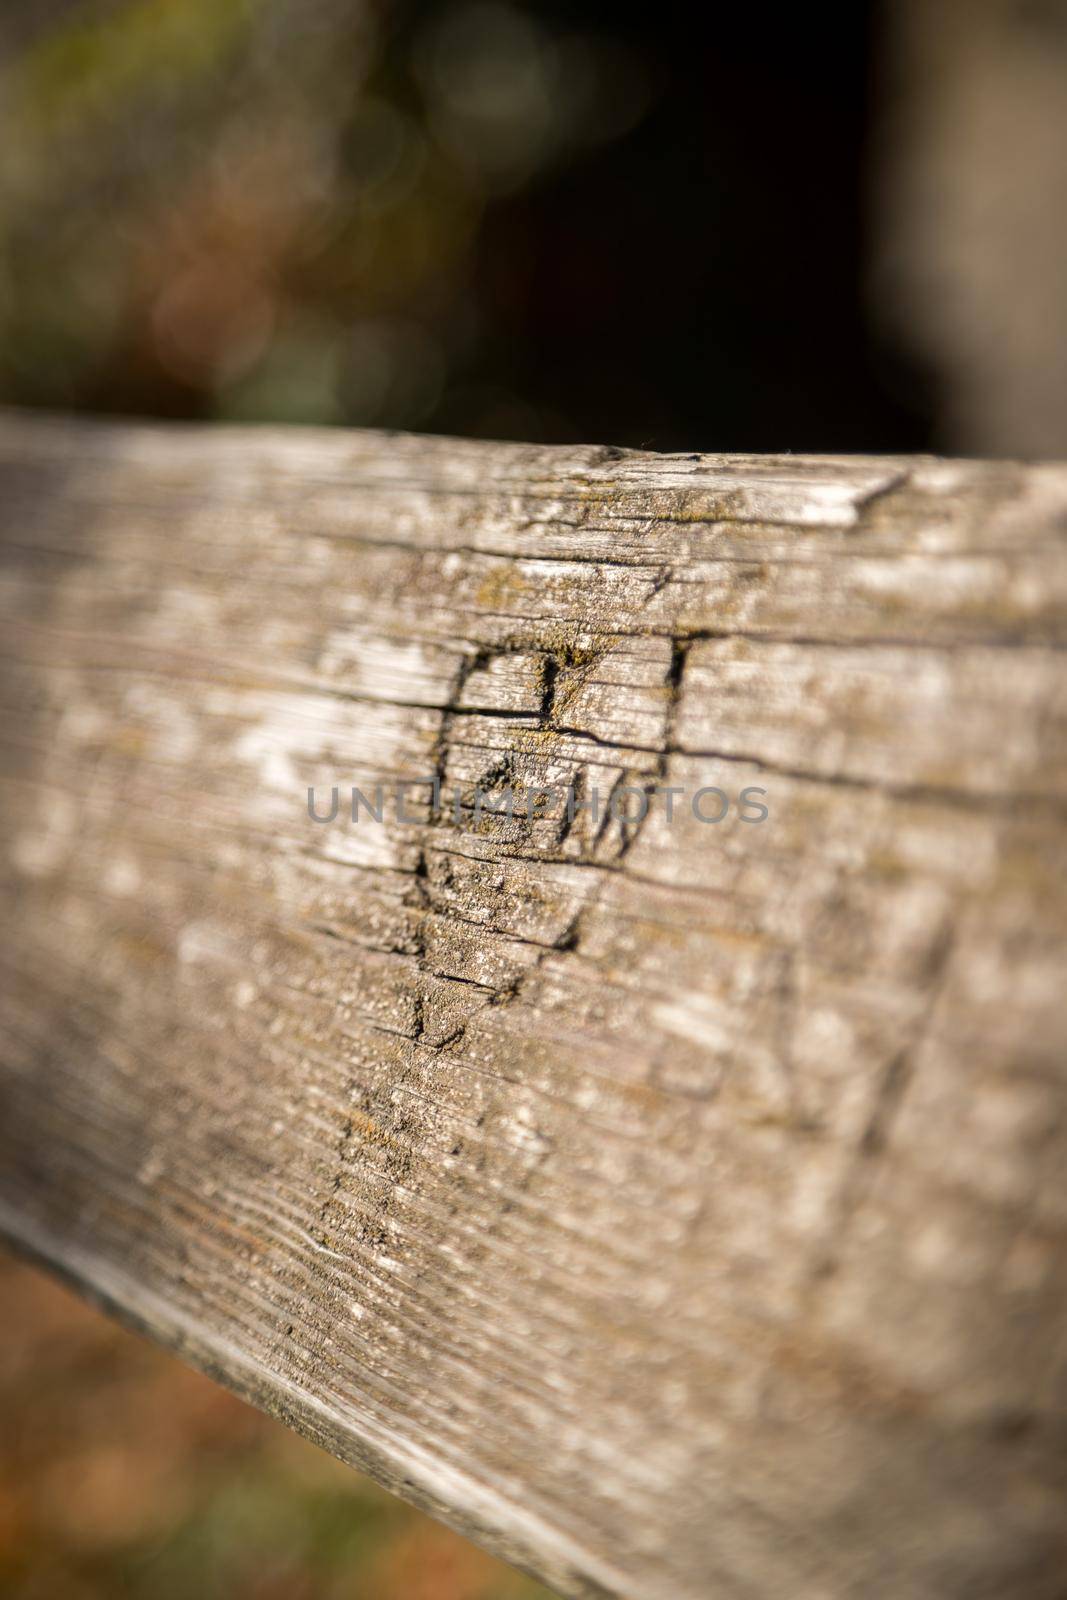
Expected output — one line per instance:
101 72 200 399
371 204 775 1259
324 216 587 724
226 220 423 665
0 413 1065 1598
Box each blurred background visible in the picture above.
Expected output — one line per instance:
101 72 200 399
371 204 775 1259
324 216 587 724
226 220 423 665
0 1251 553 1599
4 0 1067 1594
1 0 1067 456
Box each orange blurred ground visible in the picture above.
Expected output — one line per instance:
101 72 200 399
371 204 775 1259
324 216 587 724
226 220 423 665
0 1249 553 1600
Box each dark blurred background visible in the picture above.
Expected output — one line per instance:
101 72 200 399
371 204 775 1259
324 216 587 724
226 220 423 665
1 0 900 450
3 0 1065 457
4 0 1067 1594
3 0 1067 454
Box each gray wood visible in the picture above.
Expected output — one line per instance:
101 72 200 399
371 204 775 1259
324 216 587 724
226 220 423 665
0 412 1065 1599
879 0 1067 459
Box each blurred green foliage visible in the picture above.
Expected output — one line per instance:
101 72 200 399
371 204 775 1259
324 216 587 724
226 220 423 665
0 0 651 438
0 2 931 450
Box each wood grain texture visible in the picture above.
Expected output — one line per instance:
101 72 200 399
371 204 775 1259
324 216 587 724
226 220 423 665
0 412 1065 1599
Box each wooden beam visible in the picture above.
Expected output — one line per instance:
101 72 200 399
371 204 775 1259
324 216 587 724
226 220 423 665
0 412 1065 1599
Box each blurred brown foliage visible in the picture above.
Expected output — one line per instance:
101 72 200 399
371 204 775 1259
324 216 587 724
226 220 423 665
0 1250 553 1600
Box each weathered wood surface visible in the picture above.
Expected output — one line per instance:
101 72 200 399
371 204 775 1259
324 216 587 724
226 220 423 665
0 412 1065 1599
